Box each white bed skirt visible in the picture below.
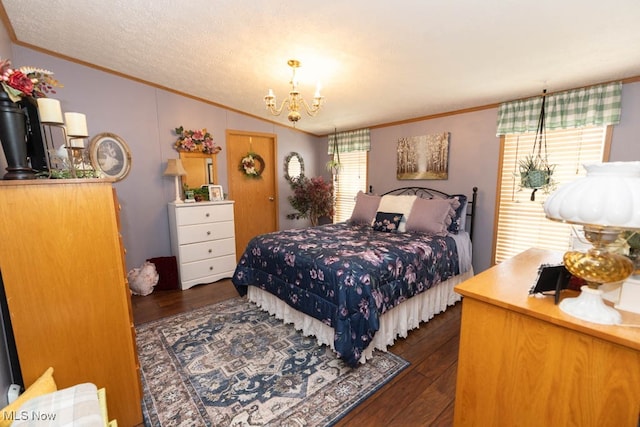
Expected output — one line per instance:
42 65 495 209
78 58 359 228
247 268 473 364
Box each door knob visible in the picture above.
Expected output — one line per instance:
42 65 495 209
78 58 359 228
268 197 274 201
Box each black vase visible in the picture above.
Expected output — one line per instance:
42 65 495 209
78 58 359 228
0 90 35 179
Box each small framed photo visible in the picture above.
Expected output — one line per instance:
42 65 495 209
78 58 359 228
208 184 224 201
89 132 132 181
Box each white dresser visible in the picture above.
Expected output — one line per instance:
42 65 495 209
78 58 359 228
168 200 237 290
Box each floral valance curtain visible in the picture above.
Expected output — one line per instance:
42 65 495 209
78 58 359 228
496 82 622 136
327 128 371 154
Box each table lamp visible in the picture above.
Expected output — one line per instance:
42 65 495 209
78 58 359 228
543 161 640 324
164 159 187 203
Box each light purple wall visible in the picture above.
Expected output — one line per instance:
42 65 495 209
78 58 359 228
368 82 640 274
8 46 326 272
370 108 500 273
610 81 640 161
4 40 640 276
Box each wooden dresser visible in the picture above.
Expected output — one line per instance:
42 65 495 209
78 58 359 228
453 248 640 427
168 200 236 290
0 180 142 426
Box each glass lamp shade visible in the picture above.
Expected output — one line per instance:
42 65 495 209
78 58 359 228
543 161 640 325
543 161 640 229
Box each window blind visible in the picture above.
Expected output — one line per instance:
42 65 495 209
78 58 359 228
493 126 608 264
333 150 368 223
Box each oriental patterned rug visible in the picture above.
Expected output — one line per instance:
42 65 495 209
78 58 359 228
136 297 408 426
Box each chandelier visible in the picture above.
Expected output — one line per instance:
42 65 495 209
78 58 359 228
264 59 324 125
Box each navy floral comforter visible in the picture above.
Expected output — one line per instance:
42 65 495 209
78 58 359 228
232 222 459 366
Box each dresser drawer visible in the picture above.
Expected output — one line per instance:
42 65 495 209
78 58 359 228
175 203 234 226
168 200 237 290
180 254 237 282
177 220 234 244
179 238 235 263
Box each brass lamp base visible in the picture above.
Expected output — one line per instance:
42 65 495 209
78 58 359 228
560 242 633 325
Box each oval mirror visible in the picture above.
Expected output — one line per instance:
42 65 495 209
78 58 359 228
284 152 304 182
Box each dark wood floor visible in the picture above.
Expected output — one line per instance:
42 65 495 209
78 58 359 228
131 279 461 426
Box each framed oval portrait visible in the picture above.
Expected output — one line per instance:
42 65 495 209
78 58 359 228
89 132 132 181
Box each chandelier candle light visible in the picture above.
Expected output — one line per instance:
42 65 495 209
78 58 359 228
264 59 324 125
543 161 640 324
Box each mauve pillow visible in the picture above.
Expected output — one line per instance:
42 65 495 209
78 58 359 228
348 191 381 225
405 198 460 235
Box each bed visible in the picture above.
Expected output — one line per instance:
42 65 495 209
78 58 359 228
232 186 477 366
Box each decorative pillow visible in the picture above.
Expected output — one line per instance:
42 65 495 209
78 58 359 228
0 367 57 427
12 383 103 427
405 198 459 235
348 191 381 225
447 194 468 234
377 195 417 232
372 212 403 233
127 261 159 296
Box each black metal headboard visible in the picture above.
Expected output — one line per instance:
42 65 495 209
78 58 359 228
376 186 478 241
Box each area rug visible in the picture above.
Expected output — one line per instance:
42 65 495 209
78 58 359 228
136 297 409 426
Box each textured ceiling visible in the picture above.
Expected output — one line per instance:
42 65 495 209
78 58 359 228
2 0 640 136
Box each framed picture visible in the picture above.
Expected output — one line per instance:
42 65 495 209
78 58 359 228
89 132 132 181
396 132 450 180
208 184 224 201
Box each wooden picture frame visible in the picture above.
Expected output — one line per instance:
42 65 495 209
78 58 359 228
89 132 132 181
397 132 450 180
208 184 224 201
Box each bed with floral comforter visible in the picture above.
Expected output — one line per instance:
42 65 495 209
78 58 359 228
232 221 464 366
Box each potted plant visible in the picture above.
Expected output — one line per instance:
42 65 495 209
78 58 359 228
287 176 334 226
182 185 209 202
518 154 556 200
624 231 640 274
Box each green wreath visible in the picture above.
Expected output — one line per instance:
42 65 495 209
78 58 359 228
239 152 265 178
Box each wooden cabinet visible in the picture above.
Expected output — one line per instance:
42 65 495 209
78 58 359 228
168 200 236 290
453 248 640 427
0 180 142 426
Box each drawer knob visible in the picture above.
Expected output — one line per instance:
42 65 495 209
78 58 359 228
207 231 211 235
208 249 212 253
205 213 210 217
209 266 213 271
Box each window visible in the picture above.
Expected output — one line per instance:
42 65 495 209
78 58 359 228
493 126 609 264
328 128 371 223
333 150 368 223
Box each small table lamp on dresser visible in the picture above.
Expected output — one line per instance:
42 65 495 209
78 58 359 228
543 161 640 324
164 158 187 203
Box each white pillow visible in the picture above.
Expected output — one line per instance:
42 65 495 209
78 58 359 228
377 195 417 232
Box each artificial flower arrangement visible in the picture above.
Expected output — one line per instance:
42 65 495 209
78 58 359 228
239 152 265 178
174 126 221 154
0 57 62 102
287 175 334 226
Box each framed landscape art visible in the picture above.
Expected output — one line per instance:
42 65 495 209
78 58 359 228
397 132 450 180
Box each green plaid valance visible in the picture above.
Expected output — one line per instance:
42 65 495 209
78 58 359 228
496 82 622 136
328 128 371 154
